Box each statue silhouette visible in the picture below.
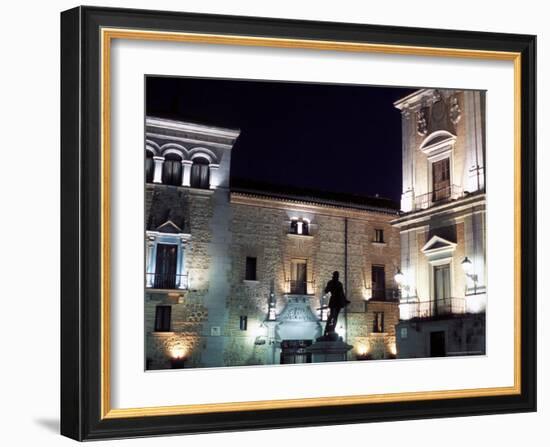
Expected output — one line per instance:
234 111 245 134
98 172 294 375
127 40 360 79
323 271 350 336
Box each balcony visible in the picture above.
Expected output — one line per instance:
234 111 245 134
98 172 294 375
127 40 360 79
404 297 466 319
286 279 316 295
413 185 463 210
146 272 189 291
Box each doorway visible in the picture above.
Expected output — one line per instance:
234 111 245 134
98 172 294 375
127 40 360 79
280 340 312 364
430 331 446 357
290 259 307 294
154 243 178 289
433 263 451 315
432 157 451 201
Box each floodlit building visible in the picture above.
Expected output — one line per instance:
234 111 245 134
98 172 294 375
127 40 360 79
392 89 487 358
144 117 401 369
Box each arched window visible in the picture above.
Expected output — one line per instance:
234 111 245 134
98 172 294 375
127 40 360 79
290 218 309 236
145 150 154 183
162 153 182 186
191 157 210 189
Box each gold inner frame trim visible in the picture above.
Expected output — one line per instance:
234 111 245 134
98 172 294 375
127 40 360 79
100 27 522 419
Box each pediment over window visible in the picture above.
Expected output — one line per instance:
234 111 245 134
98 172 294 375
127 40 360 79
155 220 183 234
419 130 456 156
421 235 457 255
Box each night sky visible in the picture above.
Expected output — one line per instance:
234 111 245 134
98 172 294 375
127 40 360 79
146 77 415 203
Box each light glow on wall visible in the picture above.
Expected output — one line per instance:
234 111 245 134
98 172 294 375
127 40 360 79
169 345 187 359
466 293 487 314
362 288 372 300
394 268 405 285
356 343 369 356
399 302 412 321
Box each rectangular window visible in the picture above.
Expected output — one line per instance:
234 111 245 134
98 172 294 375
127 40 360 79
373 312 385 333
239 315 248 331
374 229 384 243
154 305 171 332
245 257 257 281
432 157 451 201
371 265 386 300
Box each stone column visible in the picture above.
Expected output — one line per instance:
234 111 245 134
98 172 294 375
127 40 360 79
152 156 164 184
181 160 192 187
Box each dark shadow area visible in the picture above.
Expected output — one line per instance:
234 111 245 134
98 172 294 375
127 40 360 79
34 418 59 433
147 76 415 202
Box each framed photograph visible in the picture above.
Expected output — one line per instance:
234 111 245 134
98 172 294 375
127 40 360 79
60 6 536 441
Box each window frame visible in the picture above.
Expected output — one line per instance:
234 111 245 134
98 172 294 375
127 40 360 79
374 228 385 243
154 305 172 332
245 256 257 281
373 311 385 333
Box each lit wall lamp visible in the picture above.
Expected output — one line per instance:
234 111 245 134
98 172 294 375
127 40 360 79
461 256 478 293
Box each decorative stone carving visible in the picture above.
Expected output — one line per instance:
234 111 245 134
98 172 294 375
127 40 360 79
432 89 442 102
449 95 462 125
416 109 428 136
274 296 322 342
278 296 318 322
425 88 452 132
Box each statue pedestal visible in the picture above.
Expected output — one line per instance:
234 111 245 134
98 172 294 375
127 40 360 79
306 334 353 363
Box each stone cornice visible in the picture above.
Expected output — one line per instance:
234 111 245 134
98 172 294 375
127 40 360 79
394 88 458 112
394 88 432 111
146 132 235 150
146 116 241 140
391 193 486 228
231 191 398 222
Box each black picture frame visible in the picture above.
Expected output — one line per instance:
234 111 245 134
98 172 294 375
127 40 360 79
61 6 536 441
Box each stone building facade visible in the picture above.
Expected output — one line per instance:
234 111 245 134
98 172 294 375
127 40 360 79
392 89 487 358
144 116 401 369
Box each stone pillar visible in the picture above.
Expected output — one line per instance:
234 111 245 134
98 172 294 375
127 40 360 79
208 164 219 189
400 109 414 212
152 156 164 184
177 238 187 290
464 91 485 193
145 237 156 287
181 160 192 187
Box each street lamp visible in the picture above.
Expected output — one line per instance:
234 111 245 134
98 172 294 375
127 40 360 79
461 256 478 295
461 256 473 274
394 268 405 286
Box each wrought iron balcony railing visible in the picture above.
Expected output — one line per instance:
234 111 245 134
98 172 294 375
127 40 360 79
404 297 466 319
146 272 189 290
413 185 463 210
286 279 316 295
